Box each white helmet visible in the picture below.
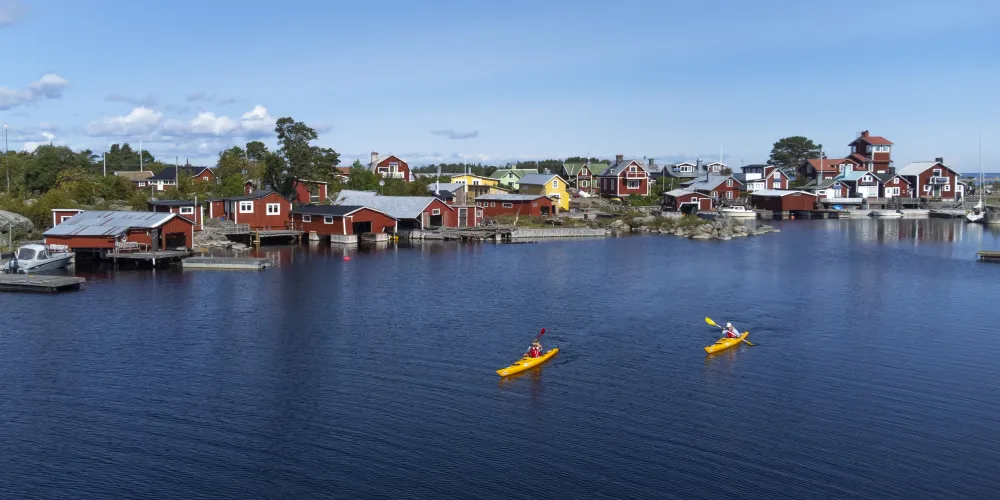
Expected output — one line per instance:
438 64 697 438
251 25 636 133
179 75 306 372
726 322 732 328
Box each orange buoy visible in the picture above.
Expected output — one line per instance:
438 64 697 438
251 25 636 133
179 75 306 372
343 256 351 261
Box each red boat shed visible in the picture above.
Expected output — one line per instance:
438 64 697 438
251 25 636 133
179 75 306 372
750 189 818 211
207 190 292 230
292 205 397 237
42 210 194 255
476 194 557 217
51 208 85 227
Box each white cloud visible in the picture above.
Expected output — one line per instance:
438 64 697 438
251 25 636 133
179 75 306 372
41 131 54 142
188 112 239 136
86 106 163 136
240 105 274 137
0 73 70 110
22 142 40 152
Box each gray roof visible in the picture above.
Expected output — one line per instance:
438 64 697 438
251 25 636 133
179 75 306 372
476 194 549 201
750 189 816 197
517 173 563 186
600 158 647 177
43 210 180 237
683 175 739 191
427 183 466 194
335 191 448 219
662 189 705 197
292 205 393 218
896 161 949 176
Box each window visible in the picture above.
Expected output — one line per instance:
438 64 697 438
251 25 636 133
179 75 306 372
473 180 480 185
893 177 899 185
476 210 483 218
60 215 73 223
302 215 312 223
324 216 334 224
943 184 951 192
202 176 209 181
627 180 640 189
138 182 146 187
924 185 931 192
490 202 496 207
628 166 637 173
552 180 559 188
581 180 589 187
179 206 194 215
862 176 872 183
502 203 513 208
532 202 538 207
773 182 780 189
431 208 441 215
726 178 733 187
932 169 942 177
774 171 781 179
239 201 253 213
725 191 733 199
266 203 280 215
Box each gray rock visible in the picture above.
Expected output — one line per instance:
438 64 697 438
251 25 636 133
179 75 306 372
690 233 712 240
0 209 34 239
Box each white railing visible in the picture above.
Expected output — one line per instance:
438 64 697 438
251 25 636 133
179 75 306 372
928 176 950 185
380 172 405 179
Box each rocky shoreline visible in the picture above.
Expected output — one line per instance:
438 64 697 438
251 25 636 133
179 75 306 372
608 216 779 241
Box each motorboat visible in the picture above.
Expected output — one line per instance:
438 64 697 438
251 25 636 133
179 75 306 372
1 244 74 274
870 209 903 218
716 205 757 219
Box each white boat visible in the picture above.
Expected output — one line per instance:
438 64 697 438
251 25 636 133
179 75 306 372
717 205 757 218
966 138 986 223
1 244 75 274
870 209 904 218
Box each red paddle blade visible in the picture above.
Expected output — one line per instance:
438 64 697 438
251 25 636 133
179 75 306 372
537 328 546 338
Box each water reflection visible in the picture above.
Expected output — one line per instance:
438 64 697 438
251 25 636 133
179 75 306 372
830 219 965 243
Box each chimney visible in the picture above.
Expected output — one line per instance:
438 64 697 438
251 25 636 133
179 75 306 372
615 154 624 164
370 151 379 166
861 131 869 137
648 158 655 168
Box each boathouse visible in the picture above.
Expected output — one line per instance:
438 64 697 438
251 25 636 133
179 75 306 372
43 210 194 255
476 194 557 217
335 190 457 229
207 190 292 230
750 189 818 211
291 205 397 243
148 200 204 230
661 190 713 214
51 208 85 227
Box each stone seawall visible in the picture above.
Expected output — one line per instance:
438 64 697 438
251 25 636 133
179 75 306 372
509 228 608 239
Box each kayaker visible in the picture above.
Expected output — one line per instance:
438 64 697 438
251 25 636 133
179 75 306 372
724 322 739 338
527 340 542 358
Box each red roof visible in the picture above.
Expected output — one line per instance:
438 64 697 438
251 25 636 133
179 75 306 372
848 153 868 163
806 158 848 171
849 131 893 146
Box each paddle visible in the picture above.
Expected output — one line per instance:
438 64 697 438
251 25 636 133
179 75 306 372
704 317 755 346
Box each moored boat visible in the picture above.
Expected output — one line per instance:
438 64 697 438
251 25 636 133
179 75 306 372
870 209 903 218
1 244 74 274
717 205 757 219
704 332 749 354
496 347 559 376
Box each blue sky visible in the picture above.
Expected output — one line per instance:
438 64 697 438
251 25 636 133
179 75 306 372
1 0 999 172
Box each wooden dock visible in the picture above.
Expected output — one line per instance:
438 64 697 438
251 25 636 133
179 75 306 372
0 274 86 293
976 251 1000 263
106 250 191 265
182 257 269 270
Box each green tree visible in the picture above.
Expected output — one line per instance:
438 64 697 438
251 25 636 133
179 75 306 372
274 117 340 184
346 164 381 191
768 136 822 176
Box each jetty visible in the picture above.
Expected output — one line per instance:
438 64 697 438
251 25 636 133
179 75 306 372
182 257 270 270
106 250 192 266
405 225 607 242
975 251 1000 263
0 275 86 293
222 223 302 246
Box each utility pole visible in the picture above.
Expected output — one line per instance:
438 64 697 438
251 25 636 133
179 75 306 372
103 152 107 177
3 123 8 192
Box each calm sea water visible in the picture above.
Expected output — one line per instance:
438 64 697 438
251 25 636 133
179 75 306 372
2 219 1000 499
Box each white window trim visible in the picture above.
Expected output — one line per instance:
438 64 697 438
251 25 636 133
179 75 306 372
239 201 254 213
431 208 441 215
490 202 496 207
324 216 334 224
943 184 951 192
60 215 73 223
726 178 733 187
266 203 281 215
725 191 733 199
179 206 194 215
552 180 559 188
626 180 641 189
302 215 312 223
502 203 513 208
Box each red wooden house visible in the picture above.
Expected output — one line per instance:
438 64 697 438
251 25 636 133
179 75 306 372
750 190 817 211
148 200 205 230
291 179 329 204
207 190 292 230
291 205 397 242
334 190 457 229
43 210 194 254
597 155 650 197
848 130 893 174
682 174 743 201
876 173 914 198
369 152 411 182
147 165 216 192
896 158 960 200
476 194 557 218
51 208 85 227
661 190 713 214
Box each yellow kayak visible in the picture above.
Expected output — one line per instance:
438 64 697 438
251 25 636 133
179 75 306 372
704 331 749 353
496 348 559 377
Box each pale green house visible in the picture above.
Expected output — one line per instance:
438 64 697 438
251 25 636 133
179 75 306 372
489 168 538 190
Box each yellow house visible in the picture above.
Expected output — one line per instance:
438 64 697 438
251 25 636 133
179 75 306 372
517 173 570 211
450 174 500 188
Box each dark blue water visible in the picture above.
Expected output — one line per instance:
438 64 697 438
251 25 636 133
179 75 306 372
2 219 1000 499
